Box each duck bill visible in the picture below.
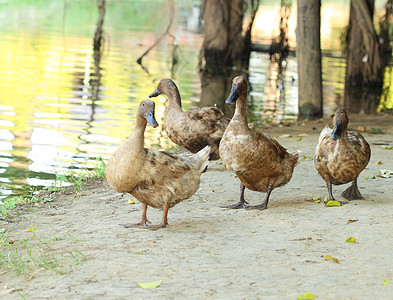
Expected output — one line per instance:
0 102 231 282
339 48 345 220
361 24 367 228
225 87 240 105
331 120 343 140
146 110 159 128
148 88 160 98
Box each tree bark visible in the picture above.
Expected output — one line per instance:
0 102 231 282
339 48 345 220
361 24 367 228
296 0 323 119
345 0 381 89
199 0 259 73
344 0 392 113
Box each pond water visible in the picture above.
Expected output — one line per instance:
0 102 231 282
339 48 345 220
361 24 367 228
0 0 391 199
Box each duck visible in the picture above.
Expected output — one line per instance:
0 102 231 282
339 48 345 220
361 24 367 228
219 76 298 210
148 78 229 160
106 99 211 230
314 109 371 204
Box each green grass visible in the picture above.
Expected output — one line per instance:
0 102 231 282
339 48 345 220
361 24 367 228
1 157 106 218
0 190 53 218
0 229 86 278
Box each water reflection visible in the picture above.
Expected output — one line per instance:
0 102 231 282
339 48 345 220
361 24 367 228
199 71 240 117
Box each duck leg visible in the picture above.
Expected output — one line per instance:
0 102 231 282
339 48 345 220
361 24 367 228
143 203 169 230
122 204 152 228
326 181 348 205
220 182 248 209
246 184 273 210
341 179 363 200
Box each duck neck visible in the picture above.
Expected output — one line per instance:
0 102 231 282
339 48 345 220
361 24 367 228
166 88 183 112
338 129 349 144
232 95 249 128
127 115 147 150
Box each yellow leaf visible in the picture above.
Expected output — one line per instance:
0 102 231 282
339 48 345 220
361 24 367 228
346 237 356 243
128 197 137 204
324 255 340 264
137 275 164 289
382 279 390 285
297 133 309 137
325 200 342 207
297 136 303 141
377 161 383 165
298 292 316 299
25 227 36 232
279 134 291 138
323 196 328 203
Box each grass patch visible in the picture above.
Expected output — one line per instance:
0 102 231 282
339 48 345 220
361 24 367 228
0 157 106 218
0 190 53 218
0 229 86 278
47 157 106 194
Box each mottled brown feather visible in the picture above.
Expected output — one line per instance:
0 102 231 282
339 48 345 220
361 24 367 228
150 78 229 160
219 76 298 195
314 111 371 187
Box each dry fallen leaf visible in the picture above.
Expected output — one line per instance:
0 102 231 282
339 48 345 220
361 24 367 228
346 218 358 224
279 134 291 138
378 169 393 178
382 279 390 285
312 197 321 203
297 292 316 300
377 161 383 165
346 237 356 243
381 145 393 150
128 197 137 204
25 227 36 232
137 275 164 289
297 133 309 137
357 126 367 132
325 200 342 207
324 255 340 264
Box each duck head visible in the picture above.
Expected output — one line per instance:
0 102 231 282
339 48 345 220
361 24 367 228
138 99 159 128
331 110 348 140
149 78 177 98
226 76 249 104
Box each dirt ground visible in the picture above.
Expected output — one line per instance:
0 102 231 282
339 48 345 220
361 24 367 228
1 114 393 299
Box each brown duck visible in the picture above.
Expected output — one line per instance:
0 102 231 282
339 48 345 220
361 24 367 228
219 76 298 210
315 109 371 204
106 99 211 229
148 78 229 160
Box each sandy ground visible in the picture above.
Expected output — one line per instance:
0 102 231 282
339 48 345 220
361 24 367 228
1 114 393 299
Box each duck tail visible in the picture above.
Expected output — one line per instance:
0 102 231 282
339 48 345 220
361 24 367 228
195 145 211 173
291 150 300 166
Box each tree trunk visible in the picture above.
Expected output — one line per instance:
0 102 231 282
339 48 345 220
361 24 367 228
345 0 392 113
199 0 259 73
296 0 323 119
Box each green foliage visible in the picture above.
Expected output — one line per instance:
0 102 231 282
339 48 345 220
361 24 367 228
1 157 106 218
0 189 53 218
0 229 86 278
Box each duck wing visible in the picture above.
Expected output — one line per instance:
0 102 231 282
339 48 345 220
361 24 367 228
262 133 287 159
144 148 197 178
233 130 288 177
347 131 371 162
186 106 226 122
